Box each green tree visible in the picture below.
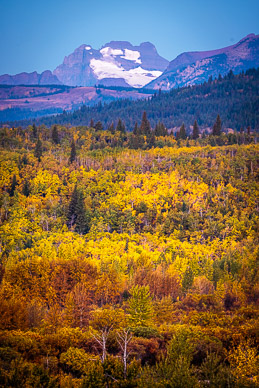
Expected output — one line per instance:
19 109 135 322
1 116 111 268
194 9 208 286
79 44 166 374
51 125 59 144
116 119 126 133
66 185 89 233
95 121 103 131
179 123 187 139
32 123 37 139
22 180 30 197
212 114 222 136
154 121 168 136
34 137 43 162
128 285 153 328
192 120 199 139
69 139 76 164
9 175 17 197
140 111 151 135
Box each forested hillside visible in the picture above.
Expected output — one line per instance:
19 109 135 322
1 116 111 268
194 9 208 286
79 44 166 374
24 68 259 132
0 123 258 387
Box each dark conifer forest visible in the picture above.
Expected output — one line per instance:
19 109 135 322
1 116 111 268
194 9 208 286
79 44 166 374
20 68 259 132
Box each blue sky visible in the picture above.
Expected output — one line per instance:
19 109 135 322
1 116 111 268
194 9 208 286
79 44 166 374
0 0 258 75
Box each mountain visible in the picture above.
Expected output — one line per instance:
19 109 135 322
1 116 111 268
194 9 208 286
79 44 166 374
0 70 62 85
31 68 259 131
147 34 259 90
53 41 169 88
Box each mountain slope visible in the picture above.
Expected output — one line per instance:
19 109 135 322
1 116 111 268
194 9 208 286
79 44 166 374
33 68 259 131
147 34 259 90
0 70 62 86
53 41 169 88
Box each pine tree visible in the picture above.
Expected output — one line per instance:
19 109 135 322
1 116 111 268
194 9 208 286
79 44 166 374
95 121 103 131
108 122 115 134
133 122 139 135
9 175 17 197
67 185 78 229
22 180 30 197
32 123 37 139
67 185 89 234
154 121 168 136
116 119 126 133
51 125 59 144
34 137 43 162
75 191 89 234
179 123 187 140
212 114 222 136
192 120 199 139
69 139 76 164
140 111 151 135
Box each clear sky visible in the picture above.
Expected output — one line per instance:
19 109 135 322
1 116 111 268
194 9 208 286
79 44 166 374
0 0 258 75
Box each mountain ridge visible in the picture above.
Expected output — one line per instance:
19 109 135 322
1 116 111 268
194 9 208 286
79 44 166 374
147 34 259 89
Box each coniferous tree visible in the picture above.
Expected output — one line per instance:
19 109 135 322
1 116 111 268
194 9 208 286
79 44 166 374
133 122 139 135
69 139 76 164
192 120 199 139
212 114 222 136
154 121 168 136
34 137 43 162
140 111 151 135
32 123 37 139
9 175 17 197
51 125 59 144
67 185 89 234
179 123 187 140
107 122 115 134
74 191 89 234
22 180 30 197
95 121 103 131
67 185 78 229
90 119 95 128
116 119 126 133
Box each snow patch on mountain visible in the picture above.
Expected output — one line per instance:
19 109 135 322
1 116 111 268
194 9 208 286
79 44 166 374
85 46 92 50
100 47 124 57
121 49 142 64
90 58 162 87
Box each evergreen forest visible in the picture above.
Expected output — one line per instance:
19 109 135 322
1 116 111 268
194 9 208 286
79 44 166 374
14 68 259 133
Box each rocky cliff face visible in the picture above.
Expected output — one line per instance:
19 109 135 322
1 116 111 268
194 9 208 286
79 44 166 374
147 34 259 90
0 70 62 85
53 41 169 88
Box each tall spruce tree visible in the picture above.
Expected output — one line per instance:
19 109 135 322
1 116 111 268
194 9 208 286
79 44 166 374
95 121 103 131
32 123 37 139
107 122 115 134
9 175 17 197
116 119 126 133
140 111 151 135
51 125 59 144
179 123 187 140
192 120 199 139
67 185 89 234
212 114 222 136
133 122 139 135
154 121 168 136
69 139 76 164
34 137 43 162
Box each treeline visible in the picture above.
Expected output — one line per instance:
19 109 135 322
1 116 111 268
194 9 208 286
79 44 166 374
14 67 259 131
0 121 258 386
